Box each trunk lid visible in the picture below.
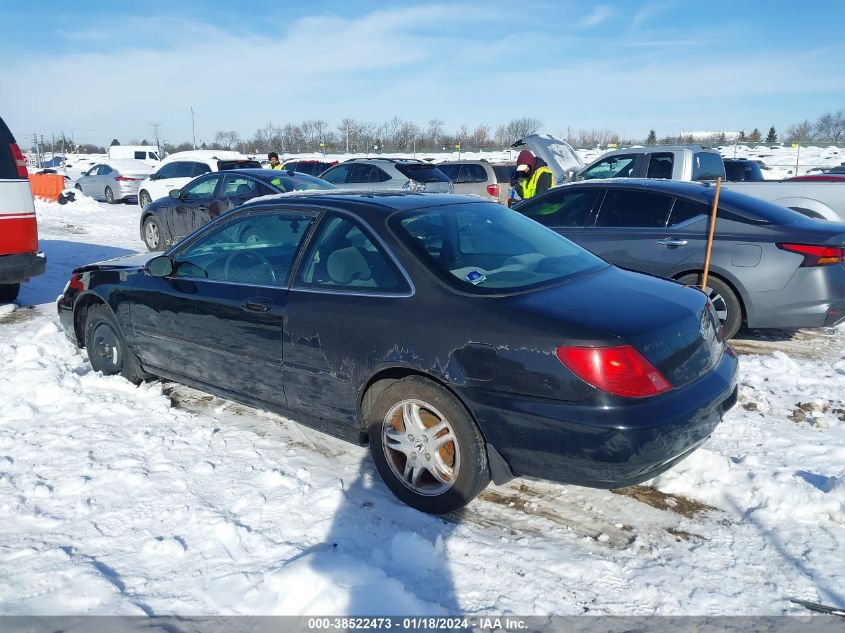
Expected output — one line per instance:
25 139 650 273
76 251 155 273
512 266 725 390
512 134 585 185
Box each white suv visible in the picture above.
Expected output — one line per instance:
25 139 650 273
138 150 260 208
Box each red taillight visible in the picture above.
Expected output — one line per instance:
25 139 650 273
114 176 137 181
555 345 672 398
10 143 28 178
778 243 845 266
486 183 499 198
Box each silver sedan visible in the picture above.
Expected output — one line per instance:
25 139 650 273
75 159 152 204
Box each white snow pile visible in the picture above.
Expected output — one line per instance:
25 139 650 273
0 197 843 615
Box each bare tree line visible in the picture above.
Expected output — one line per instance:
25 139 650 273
34 110 845 156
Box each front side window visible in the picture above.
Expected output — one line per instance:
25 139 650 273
322 164 350 184
155 163 179 179
518 189 600 228
692 152 726 181
394 202 605 293
437 164 461 181
296 213 406 292
582 154 636 180
174 211 315 285
182 175 221 200
593 189 673 228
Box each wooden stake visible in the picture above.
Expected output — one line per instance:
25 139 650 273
701 177 721 291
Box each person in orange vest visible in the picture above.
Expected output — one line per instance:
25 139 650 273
512 149 553 201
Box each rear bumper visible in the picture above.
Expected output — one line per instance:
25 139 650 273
0 252 46 284
116 182 141 199
745 265 845 329
461 350 738 488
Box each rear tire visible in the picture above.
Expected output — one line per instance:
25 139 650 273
105 187 115 204
367 376 490 514
142 216 163 251
678 273 742 339
0 283 20 303
75 184 83 192
84 305 148 383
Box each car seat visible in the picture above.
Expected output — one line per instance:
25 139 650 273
326 247 376 287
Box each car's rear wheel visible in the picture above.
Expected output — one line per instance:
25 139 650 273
75 184 82 192
367 376 490 513
139 190 152 209
0 283 20 303
105 187 115 204
84 305 147 383
142 216 163 251
678 273 742 339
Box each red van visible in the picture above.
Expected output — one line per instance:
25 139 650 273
0 115 45 302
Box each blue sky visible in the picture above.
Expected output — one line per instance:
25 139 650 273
1 1 843 146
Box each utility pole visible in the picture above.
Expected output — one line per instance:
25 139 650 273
190 107 197 149
346 121 350 155
150 123 161 157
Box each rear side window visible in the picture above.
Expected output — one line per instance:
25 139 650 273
594 189 673 228
437 164 461 181
134 151 146 160
493 165 514 183
396 164 450 183
349 164 378 183
192 162 212 177
668 198 709 226
296 214 406 292
519 189 600 228
692 152 726 181
173 162 195 178
646 153 674 179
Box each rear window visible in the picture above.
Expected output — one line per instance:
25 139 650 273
0 116 19 179
218 159 262 170
396 164 450 183
692 152 726 181
392 201 605 294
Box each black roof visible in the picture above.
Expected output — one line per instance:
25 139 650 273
241 190 481 214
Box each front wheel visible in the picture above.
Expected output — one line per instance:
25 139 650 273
84 305 148 383
367 376 490 514
142 216 163 251
105 187 116 204
678 273 742 339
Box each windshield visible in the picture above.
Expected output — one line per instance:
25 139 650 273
255 172 337 192
392 201 606 293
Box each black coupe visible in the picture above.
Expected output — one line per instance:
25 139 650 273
60 192 737 513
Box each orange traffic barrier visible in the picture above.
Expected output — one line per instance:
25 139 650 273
28 173 65 202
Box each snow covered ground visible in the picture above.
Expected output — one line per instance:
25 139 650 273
1 196 844 615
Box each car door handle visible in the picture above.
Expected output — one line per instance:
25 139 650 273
242 298 271 313
658 238 688 248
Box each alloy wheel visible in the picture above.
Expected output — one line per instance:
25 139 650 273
382 399 460 496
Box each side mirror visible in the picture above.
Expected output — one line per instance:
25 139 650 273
146 255 173 277
169 189 181 199
149 173 160 181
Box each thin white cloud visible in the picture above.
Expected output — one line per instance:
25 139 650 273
579 5 614 29
631 0 679 30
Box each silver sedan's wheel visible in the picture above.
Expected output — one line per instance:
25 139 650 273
367 376 490 513
105 187 115 204
382 399 460 496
